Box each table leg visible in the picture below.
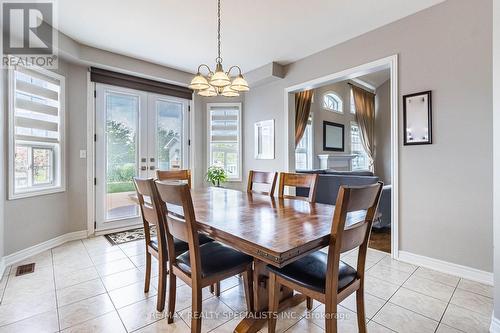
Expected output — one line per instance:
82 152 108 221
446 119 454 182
234 259 306 333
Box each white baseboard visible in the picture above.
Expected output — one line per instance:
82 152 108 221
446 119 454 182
490 316 500 333
2 230 88 271
398 251 493 285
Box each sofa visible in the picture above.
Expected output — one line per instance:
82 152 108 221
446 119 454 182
296 169 391 229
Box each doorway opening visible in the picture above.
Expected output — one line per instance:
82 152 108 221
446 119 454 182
284 55 399 258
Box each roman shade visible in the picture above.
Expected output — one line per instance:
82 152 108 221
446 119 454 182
90 67 193 100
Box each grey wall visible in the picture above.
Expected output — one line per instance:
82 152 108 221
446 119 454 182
244 0 493 271
374 80 391 184
311 82 355 169
492 0 499 321
3 59 87 254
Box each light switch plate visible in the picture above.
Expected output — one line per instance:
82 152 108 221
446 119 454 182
79 150 87 158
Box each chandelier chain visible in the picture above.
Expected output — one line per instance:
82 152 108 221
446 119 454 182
216 0 222 63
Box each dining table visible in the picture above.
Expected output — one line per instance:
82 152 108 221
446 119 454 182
186 186 348 333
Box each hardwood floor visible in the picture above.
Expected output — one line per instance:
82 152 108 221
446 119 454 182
369 227 391 253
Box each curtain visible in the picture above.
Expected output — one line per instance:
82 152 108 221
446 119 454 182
352 85 376 171
295 90 313 146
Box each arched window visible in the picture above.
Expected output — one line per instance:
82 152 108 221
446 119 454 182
322 92 343 113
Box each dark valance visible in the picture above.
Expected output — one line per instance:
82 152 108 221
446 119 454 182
90 67 193 100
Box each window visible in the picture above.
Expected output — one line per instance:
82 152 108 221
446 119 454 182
323 92 343 113
8 66 65 199
350 122 370 171
350 88 356 114
295 116 313 170
208 103 242 181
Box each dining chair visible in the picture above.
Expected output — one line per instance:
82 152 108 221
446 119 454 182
278 172 319 202
267 182 383 333
247 170 278 196
133 178 214 312
154 181 254 333
156 169 191 188
156 169 221 295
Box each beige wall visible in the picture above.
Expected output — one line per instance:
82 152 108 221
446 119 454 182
374 79 391 184
311 82 355 169
244 0 493 271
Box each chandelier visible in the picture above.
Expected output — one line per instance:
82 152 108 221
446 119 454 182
188 0 249 97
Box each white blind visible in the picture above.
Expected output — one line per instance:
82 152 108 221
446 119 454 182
208 104 241 180
13 67 61 143
209 106 239 142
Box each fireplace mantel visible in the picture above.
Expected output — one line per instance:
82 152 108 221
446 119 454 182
317 154 357 171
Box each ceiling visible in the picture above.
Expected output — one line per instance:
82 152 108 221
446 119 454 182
57 0 445 74
357 69 391 89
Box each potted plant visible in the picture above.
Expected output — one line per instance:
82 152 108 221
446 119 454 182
206 165 228 187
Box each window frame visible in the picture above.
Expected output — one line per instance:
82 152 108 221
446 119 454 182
295 115 313 170
350 121 370 171
322 91 344 114
206 102 242 182
8 65 66 199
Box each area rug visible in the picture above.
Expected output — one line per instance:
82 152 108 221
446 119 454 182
104 226 156 245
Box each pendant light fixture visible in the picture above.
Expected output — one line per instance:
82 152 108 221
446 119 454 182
189 0 249 97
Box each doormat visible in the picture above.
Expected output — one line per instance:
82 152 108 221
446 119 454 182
104 226 156 245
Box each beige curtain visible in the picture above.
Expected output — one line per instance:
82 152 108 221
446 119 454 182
295 90 313 146
352 85 376 171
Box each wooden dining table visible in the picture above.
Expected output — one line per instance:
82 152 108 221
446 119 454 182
184 186 356 333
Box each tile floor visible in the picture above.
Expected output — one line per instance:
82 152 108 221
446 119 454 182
0 236 493 332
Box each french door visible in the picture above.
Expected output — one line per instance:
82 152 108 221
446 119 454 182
95 83 189 232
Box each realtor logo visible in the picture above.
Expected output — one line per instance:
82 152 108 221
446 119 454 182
2 1 57 68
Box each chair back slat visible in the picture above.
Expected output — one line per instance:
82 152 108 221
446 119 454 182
340 221 370 253
156 169 191 188
346 184 383 212
165 213 190 243
155 181 185 206
278 172 319 202
247 170 278 196
135 177 154 197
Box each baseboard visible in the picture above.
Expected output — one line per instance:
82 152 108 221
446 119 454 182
398 251 493 285
490 316 500 333
3 230 88 268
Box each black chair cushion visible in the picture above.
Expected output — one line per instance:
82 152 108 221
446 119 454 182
150 233 213 256
267 251 357 293
176 241 253 278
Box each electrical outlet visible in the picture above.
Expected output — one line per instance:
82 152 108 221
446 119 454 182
79 150 87 158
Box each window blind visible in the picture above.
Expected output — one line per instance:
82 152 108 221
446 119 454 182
90 67 193 100
14 67 61 144
208 104 241 180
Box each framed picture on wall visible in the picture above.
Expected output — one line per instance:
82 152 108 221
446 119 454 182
323 121 345 151
403 91 432 145
254 119 275 159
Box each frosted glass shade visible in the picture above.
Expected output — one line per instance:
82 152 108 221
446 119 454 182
230 75 249 92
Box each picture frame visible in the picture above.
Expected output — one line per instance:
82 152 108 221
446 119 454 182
254 119 275 159
323 121 344 151
403 91 432 145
